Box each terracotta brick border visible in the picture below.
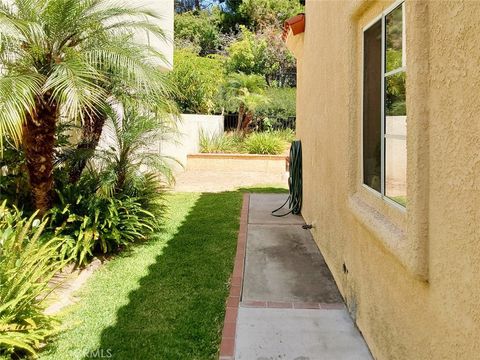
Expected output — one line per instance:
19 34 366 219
219 193 250 360
241 300 345 310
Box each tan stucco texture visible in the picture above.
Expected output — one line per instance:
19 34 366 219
295 1 480 359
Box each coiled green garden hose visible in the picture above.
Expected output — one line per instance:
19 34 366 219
272 140 302 217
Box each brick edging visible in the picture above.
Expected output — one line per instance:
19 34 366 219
240 301 345 310
219 193 250 360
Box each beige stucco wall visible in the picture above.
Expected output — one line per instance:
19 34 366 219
295 0 480 359
187 154 287 173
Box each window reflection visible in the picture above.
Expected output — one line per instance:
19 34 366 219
385 6 403 73
363 20 382 193
385 72 406 116
385 6 406 206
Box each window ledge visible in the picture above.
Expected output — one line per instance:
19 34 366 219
348 193 427 280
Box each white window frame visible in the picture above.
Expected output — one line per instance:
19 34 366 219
361 0 406 211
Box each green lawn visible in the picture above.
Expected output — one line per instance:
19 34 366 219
40 192 243 360
40 188 287 360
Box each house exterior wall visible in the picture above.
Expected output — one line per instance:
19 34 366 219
295 1 480 359
135 0 174 70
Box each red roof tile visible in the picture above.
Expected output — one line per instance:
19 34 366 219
282 13 305 41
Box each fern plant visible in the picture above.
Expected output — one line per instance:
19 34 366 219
0 202 66 358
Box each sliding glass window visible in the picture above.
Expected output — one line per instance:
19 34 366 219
363 2 407 207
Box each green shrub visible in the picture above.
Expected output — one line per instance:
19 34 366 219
168 50 225 114
199 131 243 153
225 25 296 87
49 171 165 266
256 87 296 124
49 187 158 266
0 202 66 358
49 103 169 265
225 26 270 76
237 0 304 30
243 132 284 155
199 130 293 155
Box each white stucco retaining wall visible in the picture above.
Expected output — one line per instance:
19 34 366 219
160 114 224 172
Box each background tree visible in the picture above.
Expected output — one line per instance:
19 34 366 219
167 50 225 114
220 73 269 131
225 26 270 76
174 10 222 55
0 0 172 213
218 0 303 33
175 0 202 13
237 0 304 30
225 26 296 86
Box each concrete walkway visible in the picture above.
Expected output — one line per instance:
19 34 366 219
227 194 372 360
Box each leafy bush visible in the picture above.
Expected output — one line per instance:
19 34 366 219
49 103 170 265
225 27 269 76
255 87 296 126
168 50 225 114
49 187 158 266
199 131 243 153
199 130 293 155
243 132 285 155
0 139 31 211
0 203 66 358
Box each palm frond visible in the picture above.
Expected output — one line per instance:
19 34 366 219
84 43 167 92
0 72 43 147
93 97 178 190
67 1 165 45
0 8 47 49
44 52 108 123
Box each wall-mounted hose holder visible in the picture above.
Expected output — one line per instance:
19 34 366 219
272 140 302 217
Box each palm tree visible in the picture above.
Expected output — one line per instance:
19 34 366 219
221 72 269 131
0 0 172 214
93 96 177 197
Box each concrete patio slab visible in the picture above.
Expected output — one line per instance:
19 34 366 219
243 224 343 303
235 307 373 360
249 193 305 225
